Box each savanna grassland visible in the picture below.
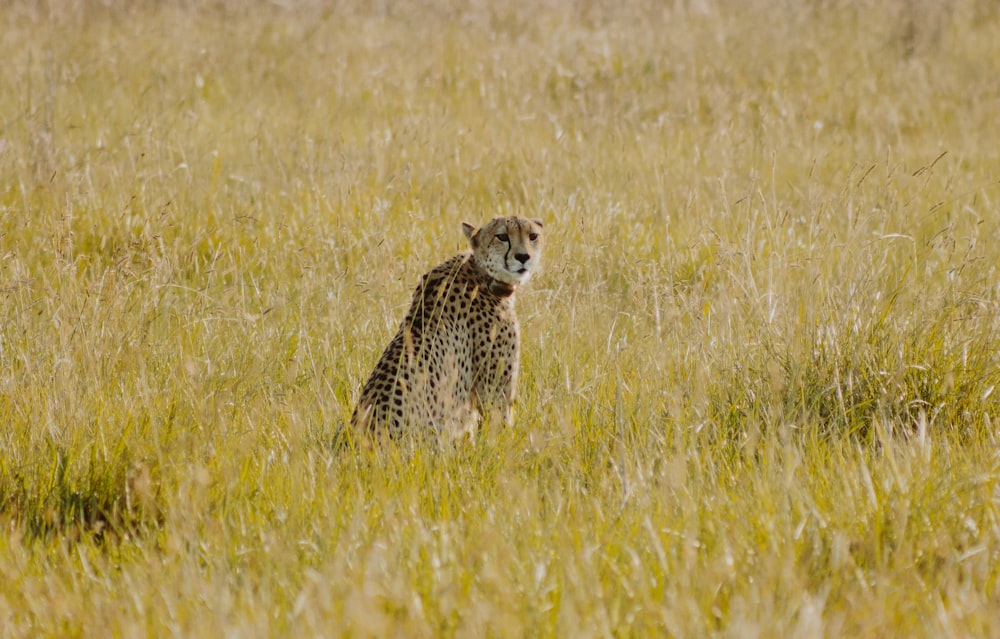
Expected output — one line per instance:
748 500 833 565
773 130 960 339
2 0 1000 636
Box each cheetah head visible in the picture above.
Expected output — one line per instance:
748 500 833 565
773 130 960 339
462 216 544 288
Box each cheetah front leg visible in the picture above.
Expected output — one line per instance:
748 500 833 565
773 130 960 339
473 393 514 429
482 400 513 428
500 402 514 427
471 318 520 430
473 358 517 428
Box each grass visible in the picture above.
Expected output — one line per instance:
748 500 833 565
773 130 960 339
1 0 1000 635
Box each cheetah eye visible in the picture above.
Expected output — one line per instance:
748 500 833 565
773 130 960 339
495 233 509 243
528 233 539 241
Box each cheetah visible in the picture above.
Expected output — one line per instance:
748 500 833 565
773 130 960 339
350 216 544 442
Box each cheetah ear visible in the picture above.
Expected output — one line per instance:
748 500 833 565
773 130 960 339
461 221 480 248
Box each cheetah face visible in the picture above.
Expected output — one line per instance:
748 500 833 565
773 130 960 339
462 216 544 286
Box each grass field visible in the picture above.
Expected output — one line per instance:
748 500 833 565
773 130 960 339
2 0 1000 635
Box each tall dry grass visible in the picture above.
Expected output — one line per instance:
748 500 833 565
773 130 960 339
1 0 1000 636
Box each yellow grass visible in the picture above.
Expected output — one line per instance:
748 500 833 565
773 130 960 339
1 0 1000 635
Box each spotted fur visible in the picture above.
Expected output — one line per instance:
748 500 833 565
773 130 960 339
351 216 544 442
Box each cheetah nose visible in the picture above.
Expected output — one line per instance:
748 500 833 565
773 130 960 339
514 253 530 264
